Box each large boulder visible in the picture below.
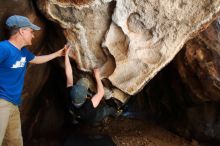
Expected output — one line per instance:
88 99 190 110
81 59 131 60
36 0 220 103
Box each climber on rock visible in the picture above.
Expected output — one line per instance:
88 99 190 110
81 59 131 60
64 46 122 125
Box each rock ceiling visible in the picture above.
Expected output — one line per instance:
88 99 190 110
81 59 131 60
36 0 220 102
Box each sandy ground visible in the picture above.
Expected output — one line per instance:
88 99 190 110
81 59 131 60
75 117 199 146
26 117 202 146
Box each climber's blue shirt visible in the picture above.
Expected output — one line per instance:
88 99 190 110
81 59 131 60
0 40 35 105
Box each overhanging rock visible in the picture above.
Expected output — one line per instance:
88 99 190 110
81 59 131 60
36 0 220 101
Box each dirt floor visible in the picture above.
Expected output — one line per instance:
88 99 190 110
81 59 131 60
75 117 200 146
27 117 205 146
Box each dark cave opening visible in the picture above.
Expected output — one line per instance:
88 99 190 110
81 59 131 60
23 49 220 145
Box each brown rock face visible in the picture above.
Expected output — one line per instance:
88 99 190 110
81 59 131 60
177 20 220 101
157 20 220 141
36 0 220 103
56 0 94 5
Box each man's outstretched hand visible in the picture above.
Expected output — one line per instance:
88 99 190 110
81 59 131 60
64 45 71 56
64 44 77 60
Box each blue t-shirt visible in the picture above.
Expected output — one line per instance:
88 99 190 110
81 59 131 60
0 40 35 105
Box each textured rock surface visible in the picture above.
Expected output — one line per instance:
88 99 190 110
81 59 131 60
176 20 220 101
143 19 220 142
168 20 220 141
104 0 220 95
36 0 220 100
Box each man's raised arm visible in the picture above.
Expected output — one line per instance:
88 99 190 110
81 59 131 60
65 46 73 87
91 68 104 108
30 47 65 64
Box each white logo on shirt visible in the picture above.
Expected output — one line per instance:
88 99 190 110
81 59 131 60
11 57 26 68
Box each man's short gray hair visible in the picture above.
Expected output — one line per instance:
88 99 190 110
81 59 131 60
8 26 20 36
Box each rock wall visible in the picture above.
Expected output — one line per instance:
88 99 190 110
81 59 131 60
36 0 220 103
177 20 220 101
143 19 220 142
170 19 220 142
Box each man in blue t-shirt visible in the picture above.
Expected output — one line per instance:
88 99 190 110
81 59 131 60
0 15 66 146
